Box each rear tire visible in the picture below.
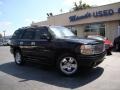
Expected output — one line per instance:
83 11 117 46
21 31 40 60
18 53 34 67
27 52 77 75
14 50 25 65
57 54 78 76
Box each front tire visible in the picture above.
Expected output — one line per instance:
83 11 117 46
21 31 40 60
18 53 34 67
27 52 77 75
57 54 78 76
14 50 24 65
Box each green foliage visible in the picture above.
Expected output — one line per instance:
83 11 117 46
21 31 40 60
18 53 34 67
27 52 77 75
71 0 91 11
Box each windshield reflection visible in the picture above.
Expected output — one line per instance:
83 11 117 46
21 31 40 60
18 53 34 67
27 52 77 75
50 26 75 38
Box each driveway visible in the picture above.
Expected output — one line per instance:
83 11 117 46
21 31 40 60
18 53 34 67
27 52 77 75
0 46 120 90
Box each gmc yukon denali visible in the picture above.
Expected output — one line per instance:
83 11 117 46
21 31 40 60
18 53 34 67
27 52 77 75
10 26 105 75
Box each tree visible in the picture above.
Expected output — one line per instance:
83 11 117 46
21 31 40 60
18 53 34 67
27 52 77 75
0 33 2 38
71 0 91 11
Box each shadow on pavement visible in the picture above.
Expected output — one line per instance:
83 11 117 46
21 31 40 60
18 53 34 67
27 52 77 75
0 61 104 89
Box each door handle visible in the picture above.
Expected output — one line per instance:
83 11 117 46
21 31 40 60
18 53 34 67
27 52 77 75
31 42 35 46
20 42 23 45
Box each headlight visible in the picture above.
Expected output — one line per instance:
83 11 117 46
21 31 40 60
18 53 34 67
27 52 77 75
80 45 94 55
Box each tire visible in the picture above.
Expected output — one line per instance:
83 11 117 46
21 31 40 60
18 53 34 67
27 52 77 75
14 50 25 65
57 54 78 76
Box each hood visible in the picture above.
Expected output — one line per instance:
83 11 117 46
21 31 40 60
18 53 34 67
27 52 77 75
63 36 103 45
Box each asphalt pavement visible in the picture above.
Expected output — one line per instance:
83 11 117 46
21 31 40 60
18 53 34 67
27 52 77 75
0 46 120 90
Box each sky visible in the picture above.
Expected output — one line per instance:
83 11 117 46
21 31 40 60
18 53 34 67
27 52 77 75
0 0 120 36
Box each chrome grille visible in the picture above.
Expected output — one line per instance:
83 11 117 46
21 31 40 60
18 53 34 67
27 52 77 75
93 44 105 54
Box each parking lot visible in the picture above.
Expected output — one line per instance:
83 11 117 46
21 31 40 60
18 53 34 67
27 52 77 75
0 46 120 90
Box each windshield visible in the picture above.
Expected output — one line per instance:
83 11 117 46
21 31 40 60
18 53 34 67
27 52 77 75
50 26 75 38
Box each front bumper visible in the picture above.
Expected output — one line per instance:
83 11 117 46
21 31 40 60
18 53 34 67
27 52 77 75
76 51 106 67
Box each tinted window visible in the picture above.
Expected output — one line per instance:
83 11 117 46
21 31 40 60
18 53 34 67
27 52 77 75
35 28 50 39
12 30 23 39
22 30 35 39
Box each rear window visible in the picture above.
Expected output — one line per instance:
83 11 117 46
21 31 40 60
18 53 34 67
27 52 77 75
12 30 23 39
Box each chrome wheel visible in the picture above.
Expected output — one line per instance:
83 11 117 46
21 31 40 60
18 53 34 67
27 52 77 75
60 57 78 75
15 52 22 64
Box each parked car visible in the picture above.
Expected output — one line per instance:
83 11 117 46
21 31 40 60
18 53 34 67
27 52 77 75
87 35 113 55
0 38 3 46
113 36 120 51
10 26 105 76
2 41 9 46
0 42 3 46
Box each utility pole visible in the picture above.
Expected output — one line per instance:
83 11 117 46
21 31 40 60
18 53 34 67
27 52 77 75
3 30 6 43
60 9 63 13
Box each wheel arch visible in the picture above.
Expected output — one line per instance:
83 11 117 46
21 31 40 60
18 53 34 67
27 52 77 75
54 49 76 61
13 46 22 56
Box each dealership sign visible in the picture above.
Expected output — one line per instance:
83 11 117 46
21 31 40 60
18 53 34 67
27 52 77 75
69 8 120 22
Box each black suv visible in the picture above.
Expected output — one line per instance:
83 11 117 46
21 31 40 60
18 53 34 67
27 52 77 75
10 26 105 75
113 35 120 51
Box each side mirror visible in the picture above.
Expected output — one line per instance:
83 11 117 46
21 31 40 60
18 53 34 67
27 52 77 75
41 34 52 41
